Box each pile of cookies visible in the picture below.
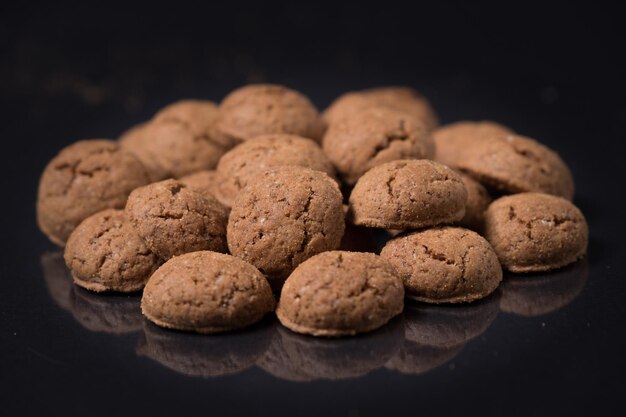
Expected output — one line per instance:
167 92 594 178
36 84 589 337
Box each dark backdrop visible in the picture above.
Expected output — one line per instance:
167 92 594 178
1 2 625 416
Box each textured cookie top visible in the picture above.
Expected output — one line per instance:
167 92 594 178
64 209 159 292
349 159 467 229
215 84 323 143
37 139 150 246
322 107 435 185
141 251 275 333
276 251 404 337
153 99 218 136
120 117 229 182
125 179 228 260
179 170 219 201
381 227 502 303
227 166 345 288
214 134 335 207
323 86 439 131
484 192 588 272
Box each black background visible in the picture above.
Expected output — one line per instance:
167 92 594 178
1 2 625 416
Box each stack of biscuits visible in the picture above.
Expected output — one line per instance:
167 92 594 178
37 84 588 337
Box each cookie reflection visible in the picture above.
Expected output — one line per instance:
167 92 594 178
137 318 274 378
70 286 143 334
40 251 73 311
387 293 500 375
259 316 404 381
500 258 588 316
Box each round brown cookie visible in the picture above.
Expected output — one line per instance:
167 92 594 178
276 251 404 337
141 251 275 333
120 116 229 182
258 317 403 381
214 134 335 207
323 86 439 131
125 179 228 259
178 170 219 201
381 227 502 303
152 99 221 141
322 107 435 185
215 84 323 143
500 259 588 316
64 209 160 293
456 172 492 232
227 166 345 288
484 193 588 272
70 286 143 334
119 121 148 143
137 319 274 377
433 120 513 167
349 160 467 229
37 139 151 246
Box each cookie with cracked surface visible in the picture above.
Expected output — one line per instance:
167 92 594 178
276 251 404 337
349 160 467 229
227 166 344 288
65 209 160 292
322 107 435 185
125 179 228 259
179 170 219 201
484 192 588 272
141 251 275 333
215 84 323 144
456 172 492 232
323 86 439 131
381 227 502 303
37 139 151 246
214 134 335 207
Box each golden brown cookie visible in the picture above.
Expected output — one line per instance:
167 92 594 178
484 192 588 272
349 160 467 229
215 84 323 143
65 209 160 293
227 166 344 288
178 170 219 201
322 107 435 185
152 99 221 141
125 179 228 260
323 86 438 131
37 139 151 246
276 251 404 337
456 172 492 232
214 134 335 207
141 251 275 333
381 227 502 303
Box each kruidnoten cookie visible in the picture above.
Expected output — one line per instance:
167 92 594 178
64 209 160 292
214 134 335 207
215 84 323 143
37 139 151 246
349 160 467 229
179 170 219 201
141 251 275 333
152 99 220 138
323 86 439 131
381 227 502 303
125 179 228 259
227 166 344 288
276 251 404 337
484 192 588 272
322 107 435 185
456 172 492 231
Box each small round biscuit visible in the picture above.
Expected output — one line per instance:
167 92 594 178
215 84 323 143
323 86 439 131
349 160 467 229
322 107 435 185
125 179 228 260
276 251 405 337
37 139 151 246
214 134 335 207
65 209 160 293
381 227 502 303
456 172 492 231
152 99 219 138
227 166 344 288
141 251 275 333
484 192 588 272
179 170 219 201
